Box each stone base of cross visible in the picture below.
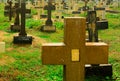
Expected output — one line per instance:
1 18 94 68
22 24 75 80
85 64 112 77
40 25 56 32
0 42 5 53
42 17 112 81
13 36 32 44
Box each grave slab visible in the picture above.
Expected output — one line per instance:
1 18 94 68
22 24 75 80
0 42 5 53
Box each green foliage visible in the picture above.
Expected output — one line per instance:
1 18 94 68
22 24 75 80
26 19 43 29
105 13 120 29
31 9 37 15
54 21 64 29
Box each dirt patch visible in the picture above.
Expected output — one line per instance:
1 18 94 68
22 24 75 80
0 31 8 42
32 35 47 48
0 55 15 66
6 47 14 52
0 69 20 81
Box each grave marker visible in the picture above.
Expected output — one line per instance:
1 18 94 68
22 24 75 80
72 0 81 17
4 0 12 21
4 0 31 31
55 0 64 22
11 2 21 31
40 0 47 18
41 0 56 32
87 10 108 42
0 42 5 53
13 0 32 44
42 17 112 81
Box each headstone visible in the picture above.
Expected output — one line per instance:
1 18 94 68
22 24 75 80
33 0 41 20
25 0 32 18
112 0 120 8
55 0 64 22
26 0 32 9
13 0 32 44
67 0 73 14
87 10 98 42
11 2 21 31
95 0 106 20
42 17 112 81
4 0 20 31
82 0 89 11
72 1 81 17
4 0 31 32
41 0 56 32
86 10 108 42
40 0 47 18
4 0 12 21
0 42 5 53
87 0 95 9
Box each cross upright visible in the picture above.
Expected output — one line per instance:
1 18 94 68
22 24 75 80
13 0 32 44
44 0 55 26
7 0 12 21
42 17 109 81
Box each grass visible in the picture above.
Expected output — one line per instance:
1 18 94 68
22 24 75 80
0 3 120 81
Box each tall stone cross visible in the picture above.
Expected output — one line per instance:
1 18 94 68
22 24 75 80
41 0 56 32
7 0 12 21
44 0 55 26
13 0 32 44
42 17 108 81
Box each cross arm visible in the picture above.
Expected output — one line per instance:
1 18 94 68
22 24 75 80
42 43 66 65
85 42 108 64
44 5 55 10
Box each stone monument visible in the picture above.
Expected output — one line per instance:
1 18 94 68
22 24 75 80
42 17 112 81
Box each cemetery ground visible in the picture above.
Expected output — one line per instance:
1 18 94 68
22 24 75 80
0 3 120 81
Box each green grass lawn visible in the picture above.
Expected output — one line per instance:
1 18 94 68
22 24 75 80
0 3 120 81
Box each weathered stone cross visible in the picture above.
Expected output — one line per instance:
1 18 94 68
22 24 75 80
41 0 56 32
44 0 55 26
42 17 108 81
13 0 32 44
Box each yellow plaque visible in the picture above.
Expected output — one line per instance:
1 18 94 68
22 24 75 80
71 49 80 61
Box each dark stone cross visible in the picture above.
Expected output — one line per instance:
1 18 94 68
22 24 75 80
44 0 55 26
4 0 31 32
41 0 56 32
82 0 89 11
10 2 21 31
13 0 32 44
4 0 12 21
86 10 108 42
42 17 112 81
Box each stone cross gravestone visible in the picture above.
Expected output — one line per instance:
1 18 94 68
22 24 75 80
0 42 5 53
4 0 31 32
6 0 12 21
87 10 98 42
72 1 81 17
33 0 41 20
13 0 32 44
40 0 47 18
55 0 64 22
41 0 56 32
4 0 20 31
82 0 89 11
11 2 21 31
26 0 32 9
95 0 106 20
42 17 111 81
87 10 108 42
